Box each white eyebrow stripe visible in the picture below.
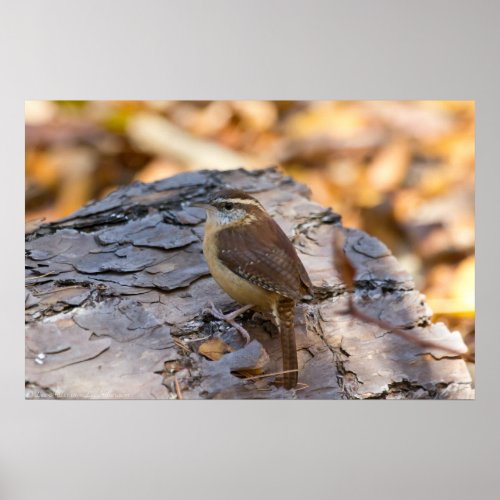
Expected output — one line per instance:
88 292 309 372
214 198 263 207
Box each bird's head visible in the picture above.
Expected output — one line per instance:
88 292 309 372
193 189 265 227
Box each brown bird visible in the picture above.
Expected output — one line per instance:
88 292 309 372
195 189 313 389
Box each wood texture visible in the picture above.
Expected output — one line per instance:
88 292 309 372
25 167 473 399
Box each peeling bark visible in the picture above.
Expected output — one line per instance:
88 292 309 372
25 167 473 399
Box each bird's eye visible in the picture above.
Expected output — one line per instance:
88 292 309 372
223 202 233 210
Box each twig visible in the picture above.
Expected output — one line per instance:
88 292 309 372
173 337 191 354
343 300 465 356
32 285 85 295
295 382 309 392
174 375 183 400
333 227 466 357
26 271 56 281
184 335 211 343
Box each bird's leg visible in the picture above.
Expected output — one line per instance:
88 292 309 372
206 302 254 344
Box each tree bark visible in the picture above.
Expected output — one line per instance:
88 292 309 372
25 167 473 399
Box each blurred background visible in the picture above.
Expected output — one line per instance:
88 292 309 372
25 100 475 372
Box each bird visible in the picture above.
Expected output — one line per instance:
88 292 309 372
194 188 313 389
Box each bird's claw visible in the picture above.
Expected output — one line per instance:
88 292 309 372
205 302 253 344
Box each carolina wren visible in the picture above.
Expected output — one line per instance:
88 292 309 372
195 189 313 389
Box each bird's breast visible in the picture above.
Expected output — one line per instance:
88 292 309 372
203 225 275 310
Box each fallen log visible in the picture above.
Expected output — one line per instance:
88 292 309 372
25 167 473 399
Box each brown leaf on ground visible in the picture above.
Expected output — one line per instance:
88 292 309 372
198 338 234 361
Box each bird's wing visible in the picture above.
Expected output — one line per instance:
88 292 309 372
215 217 312 300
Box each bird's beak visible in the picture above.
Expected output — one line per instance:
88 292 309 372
191 202 209 209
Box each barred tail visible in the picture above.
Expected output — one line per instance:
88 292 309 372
277 298 298 389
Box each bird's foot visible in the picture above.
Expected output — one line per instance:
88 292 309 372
205 302 254 344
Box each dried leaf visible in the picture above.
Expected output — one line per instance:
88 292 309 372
365 139 410 192
198 338 233 360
